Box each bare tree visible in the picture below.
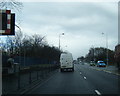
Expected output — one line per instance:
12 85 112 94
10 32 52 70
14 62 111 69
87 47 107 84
32 34 47 47
0 0 24 36
14 30 23 55
0 0 23 12
5 36 15 55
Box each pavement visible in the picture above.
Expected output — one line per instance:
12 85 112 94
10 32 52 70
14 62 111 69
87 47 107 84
84 63 120 76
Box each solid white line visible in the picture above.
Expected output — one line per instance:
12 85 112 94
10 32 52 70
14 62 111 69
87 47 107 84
95 90 101 95
84 76 86 79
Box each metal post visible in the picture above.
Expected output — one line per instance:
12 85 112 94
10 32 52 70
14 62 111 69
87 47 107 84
29 68 31 84
0 39 2 95
59 34 60 50
102 32 108 66
24 44 26 67
0 12 4 96
17 65 20 90
106 33 109 66
59 33 64 50
92 45 95 62
15 25 22 89
15 24 22 66
37 69 38 80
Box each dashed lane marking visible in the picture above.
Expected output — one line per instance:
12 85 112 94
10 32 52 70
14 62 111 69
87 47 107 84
103 70 112 74
84 76 86 79
95 90 101 95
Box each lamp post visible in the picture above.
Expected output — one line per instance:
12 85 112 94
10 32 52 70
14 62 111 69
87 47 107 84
15 24 21 89
15 24 22 65
91 45 95 62
59 33 64 50
102 32 108 66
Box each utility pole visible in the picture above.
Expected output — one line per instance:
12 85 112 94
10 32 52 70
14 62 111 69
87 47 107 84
106 33 108 66
102 32 108 66
15 24 21 89
59 33 64 50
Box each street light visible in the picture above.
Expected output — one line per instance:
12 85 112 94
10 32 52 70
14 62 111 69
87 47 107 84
59 33 64 50
15 24 22 64
102 32 108 66
15 24 21 89
91 45 95 62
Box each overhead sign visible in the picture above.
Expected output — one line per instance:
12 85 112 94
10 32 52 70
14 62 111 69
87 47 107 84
0 10 15 35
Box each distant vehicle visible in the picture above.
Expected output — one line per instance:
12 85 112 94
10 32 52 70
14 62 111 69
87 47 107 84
73 60 77 64
97 61 106 67
114 44 120 70
60 52 74 72
90 61 96 66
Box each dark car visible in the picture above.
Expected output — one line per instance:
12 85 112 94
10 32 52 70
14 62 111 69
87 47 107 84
97 61 106 67
90 61 96 66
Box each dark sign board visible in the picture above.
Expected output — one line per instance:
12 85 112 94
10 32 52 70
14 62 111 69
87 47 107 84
0 10 15 35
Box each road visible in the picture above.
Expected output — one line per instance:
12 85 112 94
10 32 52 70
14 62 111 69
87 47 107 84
26 63 120 95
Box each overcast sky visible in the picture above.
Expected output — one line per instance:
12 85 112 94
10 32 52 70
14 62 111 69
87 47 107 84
14 1 118 60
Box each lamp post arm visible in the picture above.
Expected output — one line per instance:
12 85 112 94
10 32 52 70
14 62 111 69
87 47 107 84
59 34 60 50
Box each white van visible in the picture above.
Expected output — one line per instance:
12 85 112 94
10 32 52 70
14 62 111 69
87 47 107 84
60 52 74 72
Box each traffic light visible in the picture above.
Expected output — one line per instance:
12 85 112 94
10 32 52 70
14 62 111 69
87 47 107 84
0 10 15 35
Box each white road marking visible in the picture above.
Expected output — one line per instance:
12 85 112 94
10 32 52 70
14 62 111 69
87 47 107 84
84 76 86 79
95 90 101 95
80 72 82 74
106 71 112 74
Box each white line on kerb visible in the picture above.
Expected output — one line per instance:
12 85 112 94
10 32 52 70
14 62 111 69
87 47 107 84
84 76 86 79
95 90 101 95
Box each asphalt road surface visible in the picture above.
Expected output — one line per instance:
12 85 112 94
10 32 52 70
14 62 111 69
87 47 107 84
26 64 120 95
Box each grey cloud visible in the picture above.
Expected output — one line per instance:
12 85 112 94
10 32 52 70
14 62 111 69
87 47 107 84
21 2 117 58
22 2 117 32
